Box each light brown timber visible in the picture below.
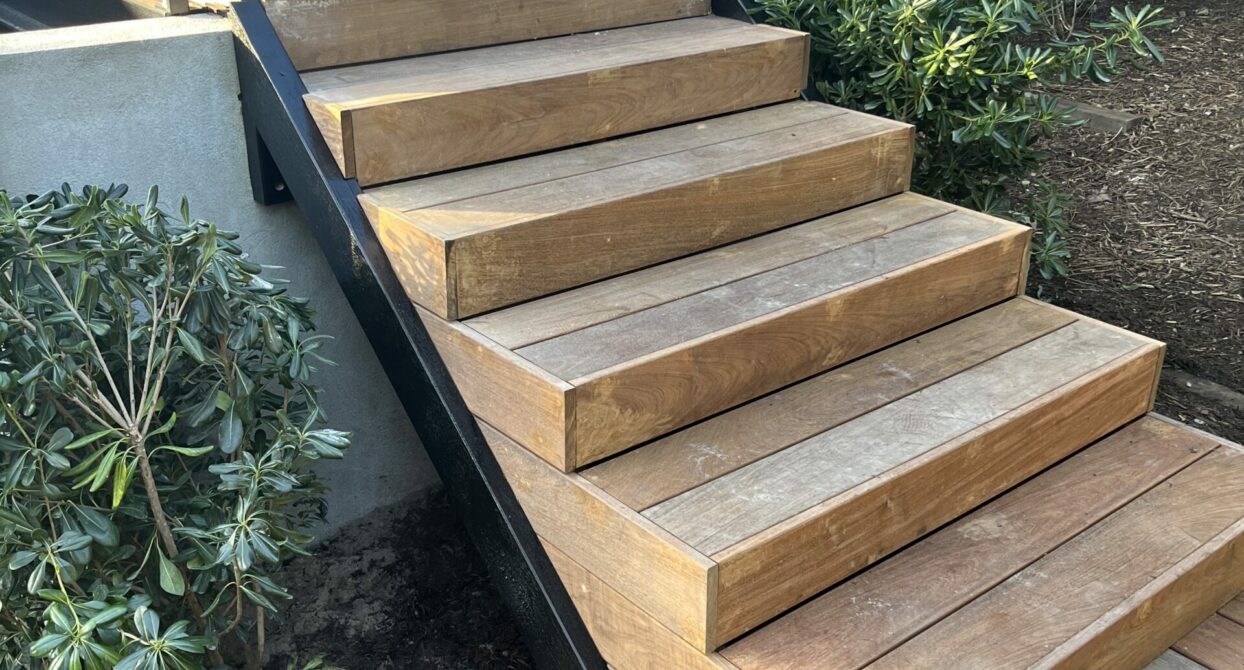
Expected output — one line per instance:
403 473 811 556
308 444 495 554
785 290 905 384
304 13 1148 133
304 18 809 184
266 0 710 70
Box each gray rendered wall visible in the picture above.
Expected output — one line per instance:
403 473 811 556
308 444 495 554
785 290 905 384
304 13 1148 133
0 15 440 534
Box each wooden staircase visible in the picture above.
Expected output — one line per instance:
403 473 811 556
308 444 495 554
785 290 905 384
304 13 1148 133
264 1 1244 667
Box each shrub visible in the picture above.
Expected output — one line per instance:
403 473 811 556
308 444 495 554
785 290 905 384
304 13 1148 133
751 0 1171 279
0 184 349 669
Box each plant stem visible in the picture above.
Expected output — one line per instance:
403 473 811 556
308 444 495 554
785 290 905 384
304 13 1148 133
129 434 225 667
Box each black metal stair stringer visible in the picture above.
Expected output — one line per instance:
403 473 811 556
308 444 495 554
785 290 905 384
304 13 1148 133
228 4 606 668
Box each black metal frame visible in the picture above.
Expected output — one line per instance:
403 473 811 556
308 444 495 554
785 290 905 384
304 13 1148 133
228 3 605 668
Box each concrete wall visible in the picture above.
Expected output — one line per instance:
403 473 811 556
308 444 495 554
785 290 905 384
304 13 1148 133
0 16 440 534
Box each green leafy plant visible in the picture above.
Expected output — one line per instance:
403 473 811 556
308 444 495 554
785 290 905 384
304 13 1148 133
752 0 1171 279
0 184 349 669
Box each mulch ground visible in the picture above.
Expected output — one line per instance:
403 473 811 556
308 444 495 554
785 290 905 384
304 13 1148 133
1035 0 1244 442
267 492 533 669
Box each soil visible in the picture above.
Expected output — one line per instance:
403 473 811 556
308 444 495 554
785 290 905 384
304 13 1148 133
266 492 533 669
1035 0 1244 443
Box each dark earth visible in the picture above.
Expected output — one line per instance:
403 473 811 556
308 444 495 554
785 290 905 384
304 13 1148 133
1036 0 1244 443
270 1 1243 667
267 492 533 669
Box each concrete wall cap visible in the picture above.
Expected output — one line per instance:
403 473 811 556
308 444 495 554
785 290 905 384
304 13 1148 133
0 14 228 56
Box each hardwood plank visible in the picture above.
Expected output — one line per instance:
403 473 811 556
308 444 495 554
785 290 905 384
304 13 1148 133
1147 651 1210 670
448 114 908 317
867 448 1244 670
302 16 744 93
543 542 739 670
308 20 809 184
268 0 710 70
585 298 1076 511
482 424 718 651
721 416 1215 670
1173 615 1244 670
1217 594 1244 626
363 102 846 214
417 307 574 469
469 193 956 349
1033 519 1244 670
647 320 1147 554
569 226 1028 466
712 343 1164 645
367 107 912 318
521 212 1009 379
306 19 794 100
423 111 896 240
363 200 450 316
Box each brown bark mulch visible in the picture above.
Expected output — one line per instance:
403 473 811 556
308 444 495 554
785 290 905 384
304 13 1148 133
1034 0 1244 442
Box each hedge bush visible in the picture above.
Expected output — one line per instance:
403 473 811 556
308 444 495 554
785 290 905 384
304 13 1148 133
753 0 1170 279
0 185 349 669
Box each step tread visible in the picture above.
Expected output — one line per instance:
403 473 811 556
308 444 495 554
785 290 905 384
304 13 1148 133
366 102 912 318
714 415 1244 670
305 17 809 184
303 17 793 101
427 194 1026 469
483 299 1165 651
1148 651 1210 670
271 0 710 71
1174 614 1244 670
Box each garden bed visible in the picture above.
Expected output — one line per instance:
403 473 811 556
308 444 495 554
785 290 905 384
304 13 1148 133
267 492 533 669
1035 0 1244 442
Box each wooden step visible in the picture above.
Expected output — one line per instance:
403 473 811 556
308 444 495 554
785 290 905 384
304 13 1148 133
268 0 710 71
544 415 1244 669
361 101 913 318
423 194 1028 471
1169 596 1244 669
481 299 1164 652
304 17 809 185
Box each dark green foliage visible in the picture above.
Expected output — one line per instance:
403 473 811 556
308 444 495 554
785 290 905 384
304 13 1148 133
0 184 349 669
752 0 1170 279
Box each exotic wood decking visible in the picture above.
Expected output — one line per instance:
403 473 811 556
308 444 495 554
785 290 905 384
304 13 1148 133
270 1 1244 667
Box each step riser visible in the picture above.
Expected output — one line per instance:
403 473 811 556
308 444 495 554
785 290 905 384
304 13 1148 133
545 542 737 670
483 424 718 652
368 116 914 319
314 30 810 185
712 343 1164 645
270 0 711 70
425 227 1028 471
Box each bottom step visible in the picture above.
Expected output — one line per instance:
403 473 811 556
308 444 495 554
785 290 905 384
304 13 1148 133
553 415 1244 670
1161 593 1244 669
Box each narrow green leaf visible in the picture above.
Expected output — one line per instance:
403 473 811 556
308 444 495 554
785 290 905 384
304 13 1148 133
219 406 243 454
156 445 214 458
111 458 130 509
175 328 209 365
157 548 185 596
63 428 117 451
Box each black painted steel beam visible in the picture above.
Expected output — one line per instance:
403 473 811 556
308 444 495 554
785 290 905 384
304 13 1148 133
228 3 606 668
